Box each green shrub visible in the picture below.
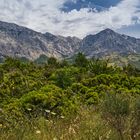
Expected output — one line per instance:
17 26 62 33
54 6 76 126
101 93 130 140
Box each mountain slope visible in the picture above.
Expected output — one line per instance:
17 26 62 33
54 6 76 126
0 21 140 62
79 28 140 58
0 21 81 60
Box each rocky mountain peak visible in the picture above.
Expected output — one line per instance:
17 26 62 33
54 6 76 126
100 28 115 33
0 20 139 61
80 28 140 57
96 28 119 39
0 21 81 60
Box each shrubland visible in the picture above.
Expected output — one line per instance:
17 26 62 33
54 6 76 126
0 53 140 140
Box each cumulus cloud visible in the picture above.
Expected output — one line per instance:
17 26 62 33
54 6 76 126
0 0 139 38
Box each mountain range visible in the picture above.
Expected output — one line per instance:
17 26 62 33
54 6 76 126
0 20 140 66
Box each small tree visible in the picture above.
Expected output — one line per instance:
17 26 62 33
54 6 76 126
47 57 59 67
59 59 69 67
74 53 88 67
101 93 130 140
34 54 48 64
88 59 109 75
130 97 140 140
54 69 72 89
123 64 140 76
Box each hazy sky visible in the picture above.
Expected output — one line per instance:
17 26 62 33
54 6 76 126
0 0 140 38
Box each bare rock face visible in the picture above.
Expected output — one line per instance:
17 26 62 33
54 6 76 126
0 21 140 60
79 28 140 58
0 21 81 60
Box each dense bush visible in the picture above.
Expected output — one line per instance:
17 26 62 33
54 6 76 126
0 55 140 140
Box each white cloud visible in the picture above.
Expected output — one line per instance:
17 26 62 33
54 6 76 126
0 0 139 38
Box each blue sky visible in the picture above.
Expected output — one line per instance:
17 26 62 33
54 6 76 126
0 0 139 38
62 0 122 11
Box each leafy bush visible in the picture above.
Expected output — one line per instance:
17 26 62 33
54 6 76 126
101 93 130 140
0 56 140 139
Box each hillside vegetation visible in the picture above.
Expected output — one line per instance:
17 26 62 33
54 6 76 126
0 53 140 140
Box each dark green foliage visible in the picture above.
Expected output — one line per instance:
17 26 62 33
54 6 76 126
34 54 48 64
74 52 88 67
47 57 59 67
59 59 69 67
123 64 140 76
18 57 29 63
50 67 79 89
88 58 116 75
